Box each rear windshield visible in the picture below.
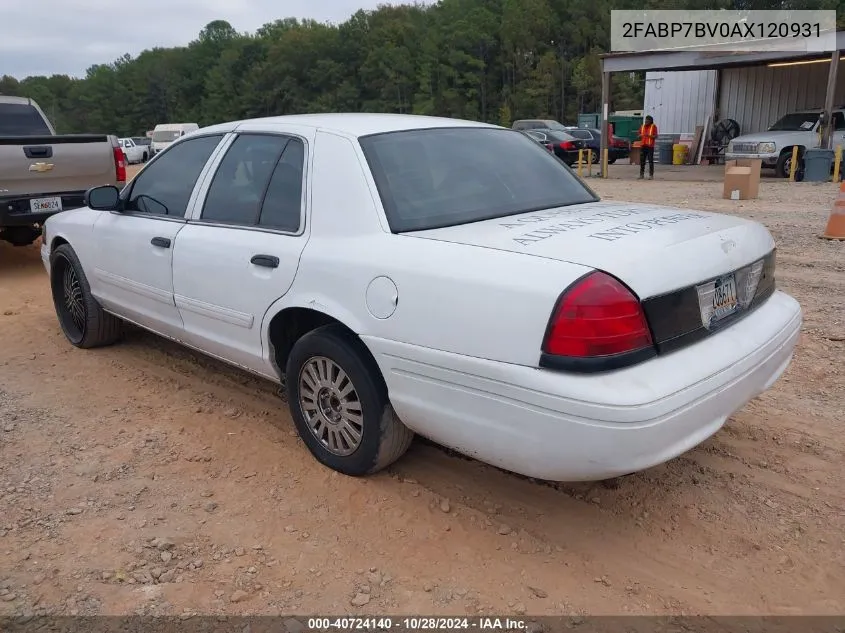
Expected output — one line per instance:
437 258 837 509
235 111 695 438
359 127 597 232
153 130 181 142
133 137 151 145
0 103 51 136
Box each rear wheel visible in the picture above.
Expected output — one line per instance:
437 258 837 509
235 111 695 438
286 324 413 476
50 244 123 348
1 226 40 247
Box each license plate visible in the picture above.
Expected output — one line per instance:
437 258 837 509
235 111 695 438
29 197 62 213
712 274 739 320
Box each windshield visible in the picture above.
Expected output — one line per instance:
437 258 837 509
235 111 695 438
133 137 150 145
359 127 597 233
153 129 181 142
0 103 52 136
769 113 818 131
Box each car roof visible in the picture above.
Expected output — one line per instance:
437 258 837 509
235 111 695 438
199 113 500 138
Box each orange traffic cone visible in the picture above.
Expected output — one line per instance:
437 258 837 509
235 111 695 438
820 180 845 240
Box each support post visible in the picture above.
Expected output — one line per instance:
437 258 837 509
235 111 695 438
821 51 839 150
600 69 610 179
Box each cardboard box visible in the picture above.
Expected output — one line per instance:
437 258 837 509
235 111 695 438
723 159 761 200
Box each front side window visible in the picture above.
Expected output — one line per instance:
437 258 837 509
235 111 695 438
359 127 597 232
125 134 223 217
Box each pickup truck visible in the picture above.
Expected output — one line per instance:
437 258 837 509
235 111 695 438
0 95 126 247
725 109 845 178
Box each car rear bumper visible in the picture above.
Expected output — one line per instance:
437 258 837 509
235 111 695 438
0 191 86 226
364 290 801 481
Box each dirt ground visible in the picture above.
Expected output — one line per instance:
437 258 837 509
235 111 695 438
0 167 843 619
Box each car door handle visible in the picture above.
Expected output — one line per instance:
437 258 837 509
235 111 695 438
250 254 279 268
151 237 171 248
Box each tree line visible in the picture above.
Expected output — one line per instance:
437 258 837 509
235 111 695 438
1 0 842 136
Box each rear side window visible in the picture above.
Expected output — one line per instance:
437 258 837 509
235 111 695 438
0 103 51 136
259 138 304 232
201 134 290 225
200 133 305 232
359 127 597 232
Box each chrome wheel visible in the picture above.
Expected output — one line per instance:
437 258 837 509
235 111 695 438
298 356 363 456
62 261 86 334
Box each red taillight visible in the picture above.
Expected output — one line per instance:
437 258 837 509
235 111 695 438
560 141 576 151
113 146 126 182
542 271 653 358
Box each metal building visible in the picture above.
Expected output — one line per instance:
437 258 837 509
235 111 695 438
596 31 845 175
644 63 845 136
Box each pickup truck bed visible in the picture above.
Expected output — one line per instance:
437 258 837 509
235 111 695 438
0 96 125 246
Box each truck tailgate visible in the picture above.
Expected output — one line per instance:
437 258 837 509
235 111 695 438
0 135 115 196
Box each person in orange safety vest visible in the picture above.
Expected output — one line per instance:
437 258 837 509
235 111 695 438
638 115 658 180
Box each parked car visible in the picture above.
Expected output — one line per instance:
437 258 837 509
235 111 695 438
523 129 586 165
0 95 125 247
40 114 801 482
512 119 568 132
150 123 199 156
564 127 630 164
726 109 845 178
119 137 149 164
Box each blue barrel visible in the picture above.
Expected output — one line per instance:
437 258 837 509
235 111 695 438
802 148 834 182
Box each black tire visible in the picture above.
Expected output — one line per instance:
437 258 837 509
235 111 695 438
608 157 617 165
49 244 123 348
286 324 413 476
776 150 801 179
1 226 40 247
142 152 148 162
590 151 600 164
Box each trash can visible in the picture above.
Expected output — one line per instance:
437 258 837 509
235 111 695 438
658 141 674 165
802 148 834 182
672 144 689 165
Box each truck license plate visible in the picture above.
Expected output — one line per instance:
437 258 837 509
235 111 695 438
712 274 738 320
29 197 62 213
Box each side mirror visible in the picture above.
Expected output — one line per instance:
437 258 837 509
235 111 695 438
84 185 120 211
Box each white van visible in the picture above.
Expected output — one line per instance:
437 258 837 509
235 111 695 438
150 123 199 156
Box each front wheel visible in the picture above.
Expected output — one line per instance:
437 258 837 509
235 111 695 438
286 324 413 476
49 244 123 348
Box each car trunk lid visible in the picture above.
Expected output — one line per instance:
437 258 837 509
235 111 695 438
406 200 775 300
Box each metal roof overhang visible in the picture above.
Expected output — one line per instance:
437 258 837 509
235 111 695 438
601 30 845 73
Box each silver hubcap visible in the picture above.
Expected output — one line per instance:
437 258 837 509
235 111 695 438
298 356 363 456
63 262 85 332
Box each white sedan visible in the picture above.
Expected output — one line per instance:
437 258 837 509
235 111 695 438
40 114 802 482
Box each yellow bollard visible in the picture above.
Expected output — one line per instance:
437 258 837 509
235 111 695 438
834 146 842 183
587 149 593 177
789 146 799 181
577 149 584 177
603 148 609 178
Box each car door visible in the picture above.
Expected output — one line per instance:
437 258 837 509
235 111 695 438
172 131 311 376
91 133 226 340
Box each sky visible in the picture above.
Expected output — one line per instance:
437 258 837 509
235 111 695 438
1 0 396 80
